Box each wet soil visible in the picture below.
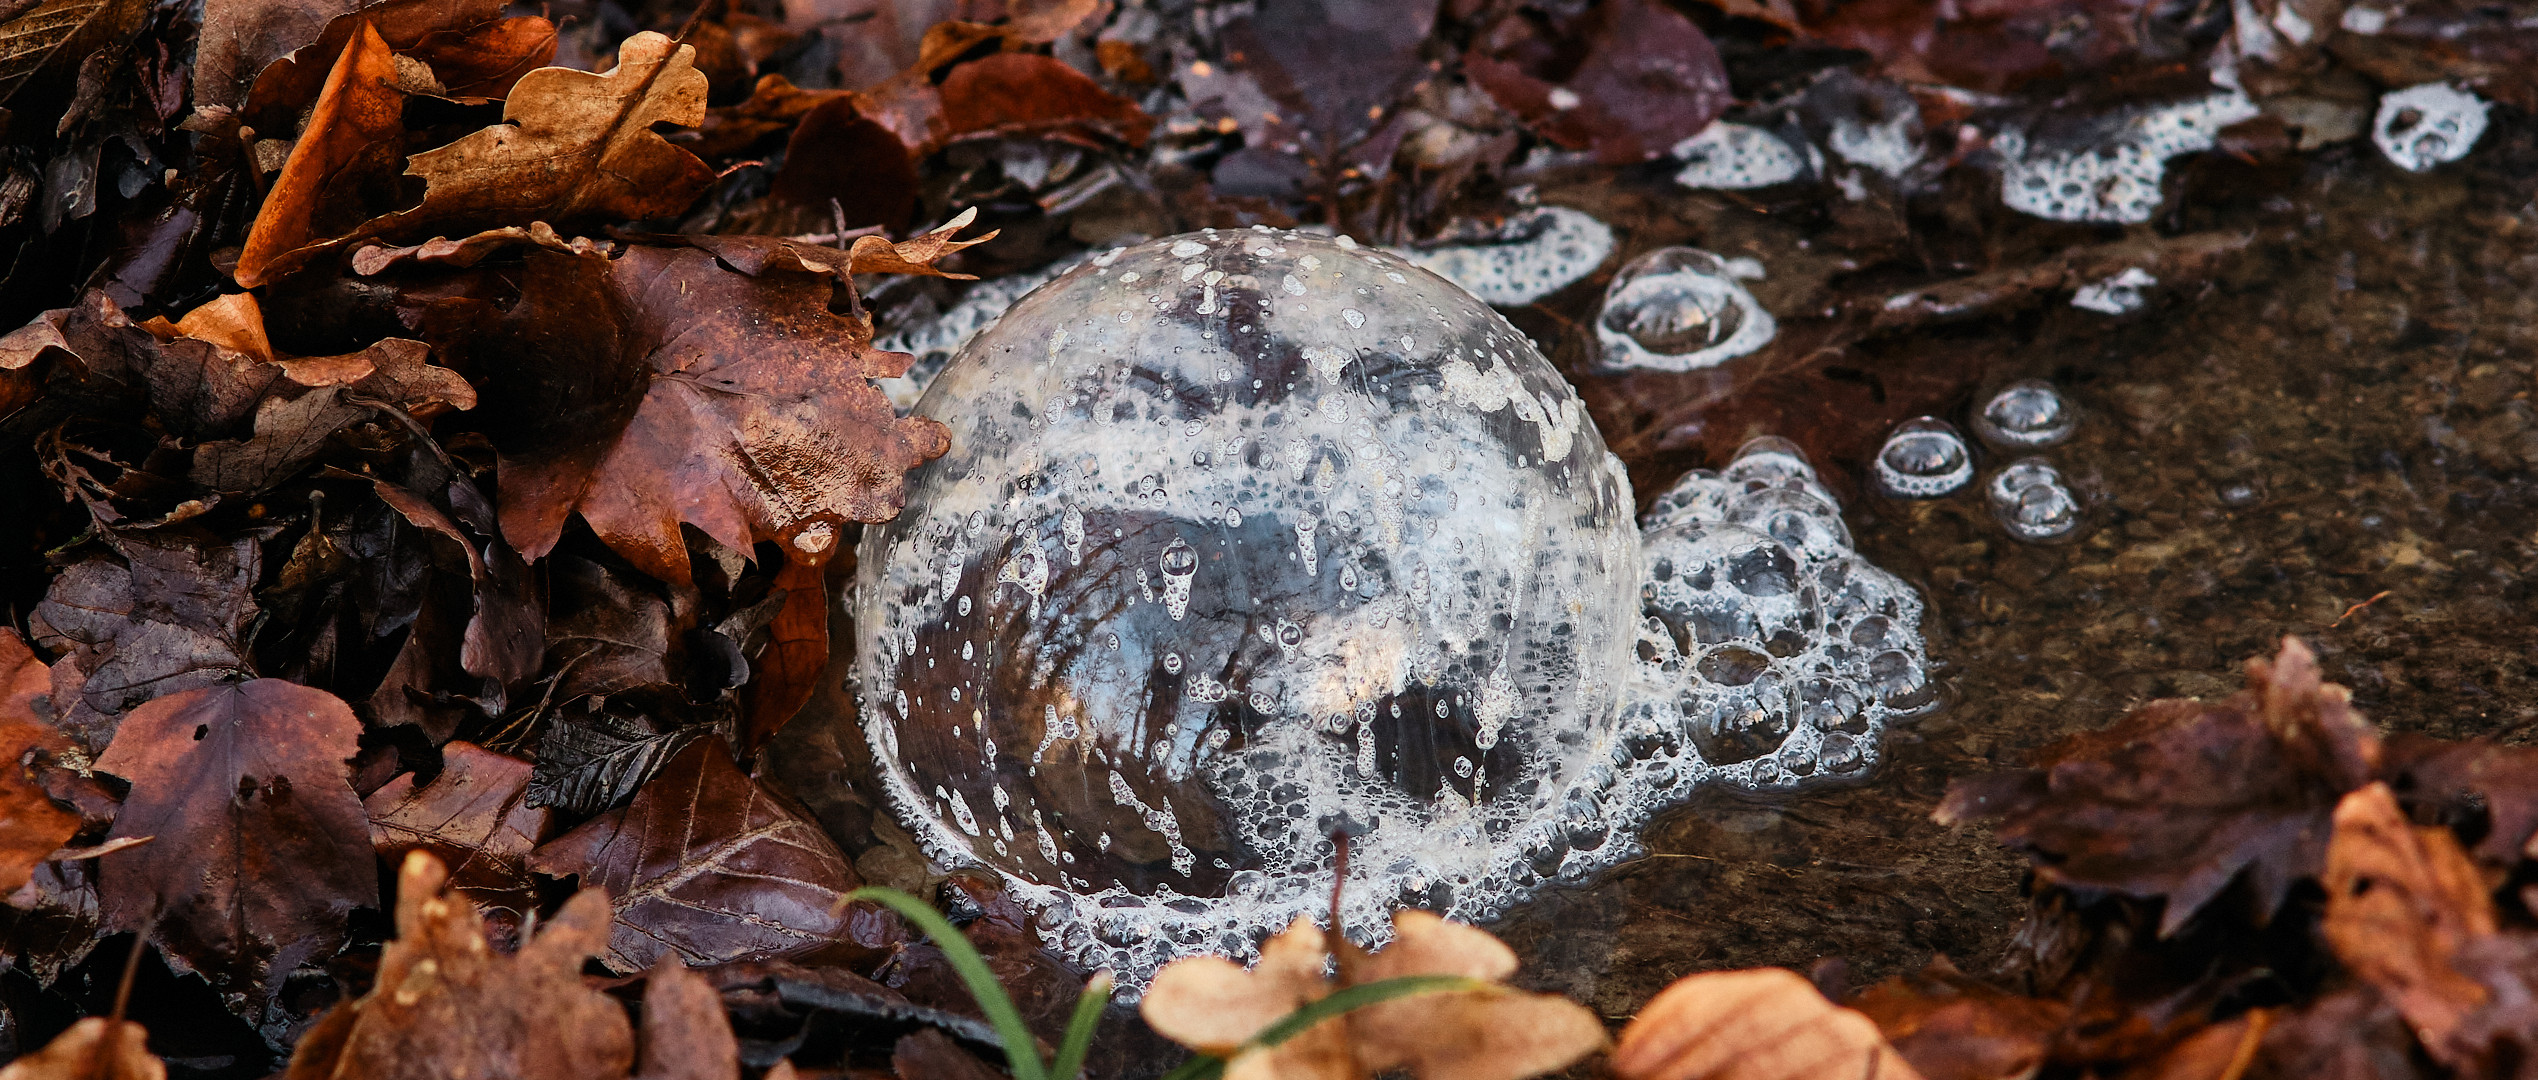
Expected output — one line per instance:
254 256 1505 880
772 108 2538 1051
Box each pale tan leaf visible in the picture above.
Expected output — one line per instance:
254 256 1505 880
1613 968 1923 1080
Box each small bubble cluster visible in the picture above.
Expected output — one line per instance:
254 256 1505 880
1995 90 2259 223
1672 123 1810 190
1397 207 1615 307
2071 267 2157 315
844 231 1932 990
2373 83 2489 173
1988 458 2082 542
1873 418 1974 499
1973 381 2077 450
1592 247 1777 373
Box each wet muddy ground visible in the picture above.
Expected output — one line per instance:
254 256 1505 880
773 106 2538 1056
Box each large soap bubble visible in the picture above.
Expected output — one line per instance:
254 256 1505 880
848 229 1930 986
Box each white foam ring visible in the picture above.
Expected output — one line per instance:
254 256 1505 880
1996 90 2261 223
2372 82 2489 173
850 231 1929 995
1395 207 1616 307
1672 123 1810 190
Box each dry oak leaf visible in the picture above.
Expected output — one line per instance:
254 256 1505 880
0 1017 165 1080
668 208 992 279
283 850 636 1080
1144 912 1604 1080
94 679 376 1002
349 221 610 275
1938 637 2378 934
2320 782 2496 1053
1611 968 1923 1080
0 629 79 896
528 736 866 973
369 31 713 240
478 244 950 585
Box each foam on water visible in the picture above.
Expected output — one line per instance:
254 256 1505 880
1672 123 1811 190
2372 83 2488 172
848 231 1928 990
1395 207 1616 307
1995 90 2260 223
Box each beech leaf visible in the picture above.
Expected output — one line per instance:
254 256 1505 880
1611 968 1923 1080
364 740 553 901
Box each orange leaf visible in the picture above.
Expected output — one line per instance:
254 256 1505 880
740 553 829 755
236 21 406 287
2321 782 2496 1049
1613 968 1924 1080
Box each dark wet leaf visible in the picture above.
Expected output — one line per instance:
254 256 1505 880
893 1028 1005 1080
1849 959 2067 1080
281 851 633 1080
2381 734 2538 865
364 740 552 900
528 737 864 973
526 706 704 817
470 243 952 585
1211 0 1437 153
31 533 260 752
1938 638 2379 934
93 679 375 1005
375 478 542 687
1465 0 1732 164
740 553 828 755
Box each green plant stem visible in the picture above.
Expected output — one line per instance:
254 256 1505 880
846 886 1051 1080
1050 972 1115 1080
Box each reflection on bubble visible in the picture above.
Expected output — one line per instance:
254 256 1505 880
1593 248 1777 373
1973 380 2077 450
1874 417 1974 498
1988 458 2083 543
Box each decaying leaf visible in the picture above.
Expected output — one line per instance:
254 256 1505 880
0 629 79 896
635 959 742 1080
234 22 408 289
473 243 952 584
1938 638 2379 933
1611 968 1923 1080
31 533 261 752
241 0 555 125
1847 959 2068 1080
365 740 552 901
1464 0 1732 164
2320 782 2495 1051
0 1017 165 1080
1144 910 1605 1080
93 678 375 1002
739 552 828 755
528 736 866 972
282 850 635 1080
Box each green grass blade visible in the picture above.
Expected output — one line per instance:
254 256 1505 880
1048 971 1114 1080
847 886 1051 1080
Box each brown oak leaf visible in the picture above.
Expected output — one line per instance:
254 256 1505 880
1937 638 2379 934
93 679 375 1003
528 737 865 973
282 850 635 1080
1611 968 1923 1080
475 243 951 584
372 31 712 239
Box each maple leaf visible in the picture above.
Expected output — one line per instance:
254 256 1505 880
282 850 636 1080
93 678 375 1005
0 629 80 895
1611 968 1922 1080
0 1017 164 1080
528 737 867 973
1937 637 2379 934
1143 911 1605 1080
471 243 952 585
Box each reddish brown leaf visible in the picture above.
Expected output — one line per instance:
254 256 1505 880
0 630 77 897
1464 0 1732 164
2320 782 2495 1052
93 679 375 1002
235 22 406 289
365 740 552 898
30 534 260 752
1612 968 1923 1080
1849 959 2069 1080
765 96 920 231
528 737 865 973
477 245 950 585
893 1028 1005 1080
2379 734 2538 865
282 851 635 1080
195 0 358 109
0 1017 165 1080
241 0 554 129
636 959 742 1080
936 51 1153 149
688 73 848 160
1938 638 2379 934
375 479 543 686
1210 0 1436 153
741 552 830 755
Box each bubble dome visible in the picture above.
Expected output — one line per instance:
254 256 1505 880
850 228 1929 985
